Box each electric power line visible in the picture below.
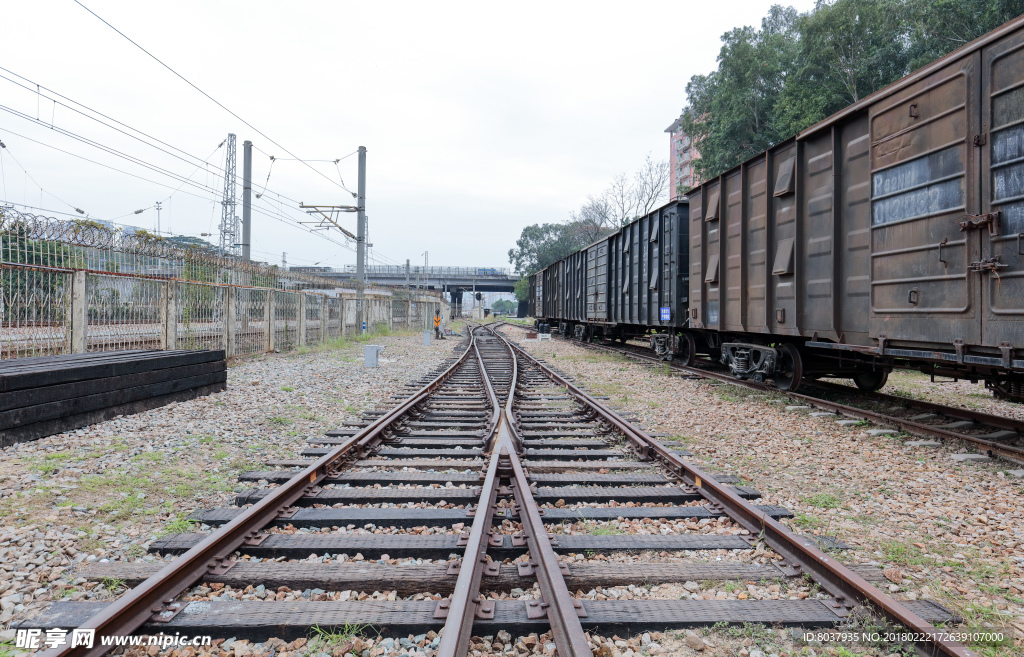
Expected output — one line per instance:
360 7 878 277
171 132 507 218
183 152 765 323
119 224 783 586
0 65 396 265
75 0 354 195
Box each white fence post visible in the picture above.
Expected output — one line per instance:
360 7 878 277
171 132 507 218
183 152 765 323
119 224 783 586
321 296 329 344
163 280 178 351
70 270 87 353
298 293 307 347
225 287 236 357
266 290 275 352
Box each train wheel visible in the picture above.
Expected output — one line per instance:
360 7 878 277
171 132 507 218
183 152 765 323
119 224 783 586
677 332 697 367
990 379 1024 402
773 343 804 391
852 370 889 392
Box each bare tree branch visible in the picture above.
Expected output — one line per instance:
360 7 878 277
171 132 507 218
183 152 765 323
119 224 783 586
605 172 637 226
633 154 670 217
569 194 613 245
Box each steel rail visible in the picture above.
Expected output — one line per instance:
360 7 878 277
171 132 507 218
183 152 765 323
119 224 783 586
469 324 593 657
502 331 976 657
43 331 480 657
578 337 1024 465
436 327 505 656
808 378 1024 434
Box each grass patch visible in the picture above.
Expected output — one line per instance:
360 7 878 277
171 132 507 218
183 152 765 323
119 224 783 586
792 513 821 529
307 623 369 655
881 540 925 566
267 416 293 426
804 492 842 510
581 521 623 535
161 514 198 536
280 385 294 392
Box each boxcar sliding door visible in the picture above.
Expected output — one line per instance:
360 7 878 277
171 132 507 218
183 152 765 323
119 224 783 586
868 52 982 347
981 27 1024 351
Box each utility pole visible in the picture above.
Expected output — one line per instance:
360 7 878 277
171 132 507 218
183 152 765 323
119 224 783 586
155 201 162 234
241 140 252 260
405 259 410 290
356 146 367 333
282 252 287 270
219 134 239 256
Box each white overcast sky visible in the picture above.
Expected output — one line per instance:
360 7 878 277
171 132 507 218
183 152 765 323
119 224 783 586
0 0 817 270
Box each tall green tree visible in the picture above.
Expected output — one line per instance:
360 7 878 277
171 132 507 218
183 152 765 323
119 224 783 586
905 0 1024 69
507 223 580 275
775 0 912 136
679 0 1024 181
682 5 801 180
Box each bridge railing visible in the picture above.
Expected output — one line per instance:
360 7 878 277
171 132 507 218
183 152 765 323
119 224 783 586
335 265 513 277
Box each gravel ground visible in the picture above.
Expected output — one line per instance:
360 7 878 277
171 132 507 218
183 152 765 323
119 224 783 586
0 330 455 647
502 327 1024 656
875 371 1024 422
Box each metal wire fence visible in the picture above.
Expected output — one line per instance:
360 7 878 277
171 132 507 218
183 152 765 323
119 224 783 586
86 274 163 352
326 298 342 339
0 267 71 359
234 288 268 356
305 295 322 345
273 290 299 352
1 206 449 360
177 282 225 351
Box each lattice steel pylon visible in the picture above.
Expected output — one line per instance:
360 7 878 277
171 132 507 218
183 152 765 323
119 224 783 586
219 134 239 256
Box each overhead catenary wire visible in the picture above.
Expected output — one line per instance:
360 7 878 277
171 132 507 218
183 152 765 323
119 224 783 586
0 67 396 265
74 0 353 195
0 139 83 214
0 126 353 253
0 65 366 224
0 67 227 175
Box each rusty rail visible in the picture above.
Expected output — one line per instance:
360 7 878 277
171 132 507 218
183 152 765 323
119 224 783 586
41 332 480 657
452 324 592 657
435 328 504 655
501 328 976 657
578 337 1024 466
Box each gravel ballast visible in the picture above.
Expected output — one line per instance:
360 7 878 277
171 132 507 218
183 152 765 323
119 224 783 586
0 331 454 636
502 326 1024 655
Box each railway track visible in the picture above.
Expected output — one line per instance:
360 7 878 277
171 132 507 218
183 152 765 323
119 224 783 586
24 324 971 657
531 327 1024 467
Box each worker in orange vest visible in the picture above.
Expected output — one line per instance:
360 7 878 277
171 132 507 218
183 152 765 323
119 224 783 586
433 309 442 339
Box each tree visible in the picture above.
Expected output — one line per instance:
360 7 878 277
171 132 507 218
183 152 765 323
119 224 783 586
507 223 579 275
492 299 517 313
679 0 1024 182
513 277 530 301
167 235 216 251
632 154 670 217
775 0 911 136
905 0 1024 69
683 6 801 181
568 195 614 245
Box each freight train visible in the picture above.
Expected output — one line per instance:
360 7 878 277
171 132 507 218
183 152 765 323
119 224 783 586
529 15 1024 399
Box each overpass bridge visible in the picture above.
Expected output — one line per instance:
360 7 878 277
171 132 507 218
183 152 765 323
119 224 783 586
290 265 521 312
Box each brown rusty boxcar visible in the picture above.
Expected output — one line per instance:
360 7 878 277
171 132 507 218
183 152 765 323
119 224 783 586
686 15 1024 395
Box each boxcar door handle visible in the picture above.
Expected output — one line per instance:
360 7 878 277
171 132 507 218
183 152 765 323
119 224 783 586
908 288 920 305
938 237 948 266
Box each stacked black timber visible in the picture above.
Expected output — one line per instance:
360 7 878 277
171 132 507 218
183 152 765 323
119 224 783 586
0 350 226 447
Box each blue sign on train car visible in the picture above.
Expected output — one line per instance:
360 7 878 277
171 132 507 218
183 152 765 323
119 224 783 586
660 307 671 321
